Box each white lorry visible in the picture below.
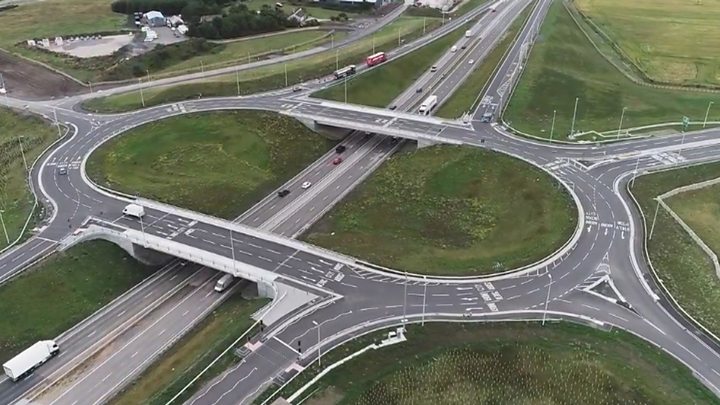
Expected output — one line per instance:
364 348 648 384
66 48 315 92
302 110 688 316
3 340 60 381
122 203 145 219
418 95 438 116
465 29 473 38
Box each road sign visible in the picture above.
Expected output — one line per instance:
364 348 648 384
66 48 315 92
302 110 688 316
682 116 690 131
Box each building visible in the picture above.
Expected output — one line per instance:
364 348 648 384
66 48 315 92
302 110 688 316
166 15 184 27
143 10 165 27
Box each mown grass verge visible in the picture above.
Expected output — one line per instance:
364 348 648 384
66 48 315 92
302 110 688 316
504 1 719 140
0 241 154 364
110 291 268 405
82 17 440 113
86 111 334 219
258 322 716 404
312 21 470 107
304 145 576 275
0 108 58 250
632 162 720 337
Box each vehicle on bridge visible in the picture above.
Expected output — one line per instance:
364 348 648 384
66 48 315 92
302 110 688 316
3 340 60 381
334 65 356 79
122 203 145 219
366 52 387 67
418 95 438 116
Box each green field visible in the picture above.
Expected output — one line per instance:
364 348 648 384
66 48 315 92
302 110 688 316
576 0 720 87
504 1 719 140
632 162 720 338
304 146 576 275
267 323 716 404
83 16 440 113
151 30 331 77
86 111 333 219
436 4 529 118
0 108 57 250
0 241 153 364
312 21 468 107
111 292 267 405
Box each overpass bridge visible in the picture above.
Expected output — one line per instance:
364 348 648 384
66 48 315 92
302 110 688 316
281 99 469 146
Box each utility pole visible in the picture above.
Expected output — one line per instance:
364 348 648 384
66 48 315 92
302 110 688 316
89 82 93 93
331 34 334 49
649 199 661 240
200 60 204 73
570 97 579 136
372 35 375 54
18 136 28 174
312 320 321 367
402 270 408 326
146 68 150 82
617 106 627 139
550 109 556 142
397 28 401 46
284 63 288 87
542 272 552 326
236 67 240 96
423 17 426 35
139 78 145 108
421 275 427 326
0 209 9 244
53 108 63 137
703 101 714 128
335 49 339 71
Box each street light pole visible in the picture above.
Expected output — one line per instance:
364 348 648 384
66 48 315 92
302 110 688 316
53 108 63 137
402 270 408 326
423 17 426 35
236 67 240 96
312 320 321 367
550 109 556 142
704 101 714 128
421 275 427 326
630 155 641 188
17 136 28 174
284 63 288 87
570 97 579 136
139 79 145 108
617 106 627 139
146 68 150 82
0 210 9 244
344 74 348 104
372 35 375 54
335 49 339 71
542 273 552 326
649 199 661 240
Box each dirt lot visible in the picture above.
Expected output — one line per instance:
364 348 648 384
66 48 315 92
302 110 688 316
0 50 86 99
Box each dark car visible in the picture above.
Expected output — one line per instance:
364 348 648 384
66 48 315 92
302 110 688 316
416 87 423 93
461 45 467 50
389 105 397 110
335 145 346 154
277 189 290 197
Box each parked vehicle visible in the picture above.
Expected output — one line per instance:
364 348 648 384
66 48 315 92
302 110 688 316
122 203 145 219
3 340 59 381
214 274 235 292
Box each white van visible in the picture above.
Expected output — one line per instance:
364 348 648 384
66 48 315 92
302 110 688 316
122 203 145 219
451 45 457 53
214 274 235 292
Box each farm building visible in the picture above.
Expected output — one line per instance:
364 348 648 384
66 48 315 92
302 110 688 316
143 10 165 27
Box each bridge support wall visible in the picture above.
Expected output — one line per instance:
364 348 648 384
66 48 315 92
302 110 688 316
417 138 439 149
296 118 352 140
59 228 172 266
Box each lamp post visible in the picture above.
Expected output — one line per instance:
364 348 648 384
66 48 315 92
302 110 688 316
312 320 321 367
617 106 627 139
542 272 552 326
53 108 63 137
421 275 427 326
139 78 145 108
550 109 556 142
402 270 408 325
570 97 579 136
0 209 9 244
704 101 714 128
17 136 28 174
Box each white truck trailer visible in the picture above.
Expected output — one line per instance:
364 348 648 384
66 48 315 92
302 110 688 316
3 340 60 381
418 95 438 115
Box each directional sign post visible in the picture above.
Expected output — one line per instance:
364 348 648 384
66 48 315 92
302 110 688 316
682 116 690 132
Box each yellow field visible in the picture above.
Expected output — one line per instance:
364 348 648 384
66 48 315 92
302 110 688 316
575 0 720 86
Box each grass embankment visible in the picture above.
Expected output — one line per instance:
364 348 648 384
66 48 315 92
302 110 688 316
243 0 361 20
110 292 268 405
436 3 530 118
304 146 576 275
0 108 57 250
504 1 719 140
83 16 440 113
575 0 720 87
263 323 716 404
312 21 469 107
632 163 720 337
86 111 334 219
0 241 153 363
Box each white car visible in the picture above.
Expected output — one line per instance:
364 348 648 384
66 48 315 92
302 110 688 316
301 181 312 189
468 59 475 65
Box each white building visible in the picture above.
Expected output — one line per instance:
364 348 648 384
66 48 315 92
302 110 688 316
144 10 166 27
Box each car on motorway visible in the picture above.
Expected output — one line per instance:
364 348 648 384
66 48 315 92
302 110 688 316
416 87 423 93
57 166 67 175
468 59 475 65
301 181 312 189
332 157 343 165
461 45 467 50
335 145 346 153
277 189 290 197
430 65 437 72
389 105 397 110
214 274 235 293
